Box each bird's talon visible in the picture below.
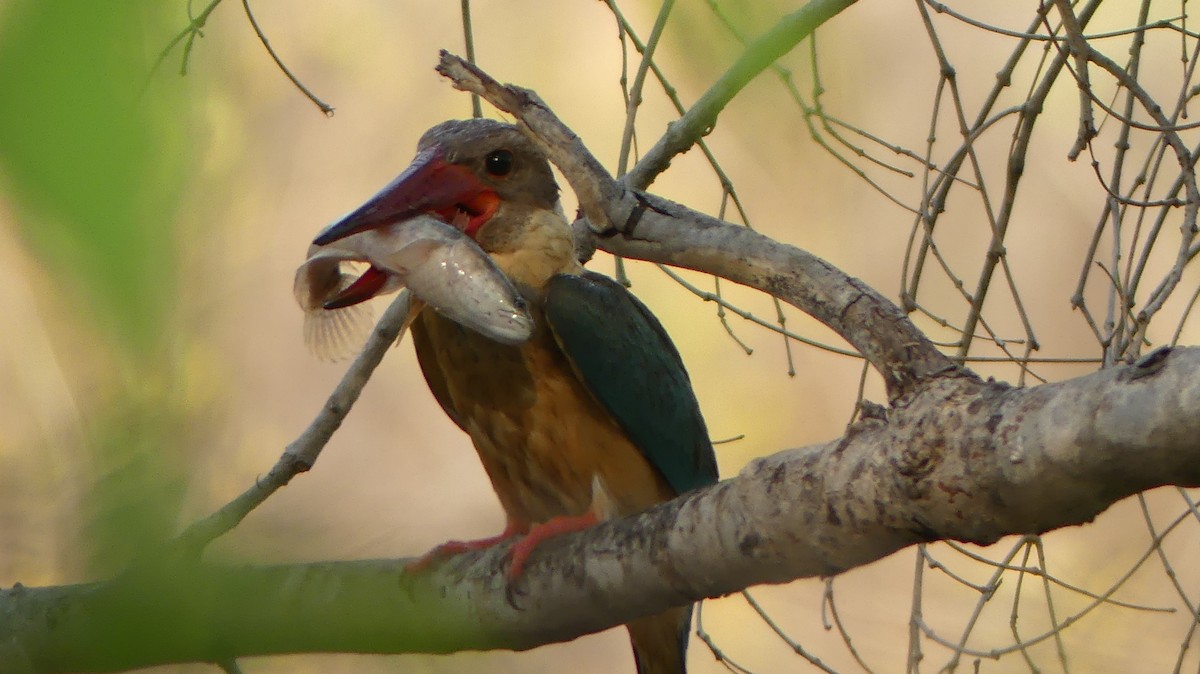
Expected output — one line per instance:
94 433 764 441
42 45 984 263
397 567 420 602
503 576 528 610
406 522 529 575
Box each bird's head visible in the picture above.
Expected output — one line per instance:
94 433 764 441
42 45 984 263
313 119 559 248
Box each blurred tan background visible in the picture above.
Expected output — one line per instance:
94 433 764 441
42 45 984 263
1 1 1198 672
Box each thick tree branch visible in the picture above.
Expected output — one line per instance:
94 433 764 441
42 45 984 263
6 347 1199 671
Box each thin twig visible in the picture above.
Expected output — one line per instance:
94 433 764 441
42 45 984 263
615 0 673 178
944 540 1172 613
922 510 1195 660
742 590 839 674
626 0 858 189
823 579 878 674
460 0 482 119
144 0 225 88
241 0 334 116
1032 538 1071 673
174 292 413 554
907 546 925 674
604 1 802 368
695 600 758 673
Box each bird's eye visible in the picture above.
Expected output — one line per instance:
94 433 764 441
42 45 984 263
485 149 514 177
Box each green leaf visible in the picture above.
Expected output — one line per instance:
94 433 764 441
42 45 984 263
0 0 188 355
0 0 196 573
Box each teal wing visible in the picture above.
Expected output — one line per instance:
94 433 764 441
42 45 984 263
543 272 718 495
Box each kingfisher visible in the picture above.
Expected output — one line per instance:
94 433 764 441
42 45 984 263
311 118 718 674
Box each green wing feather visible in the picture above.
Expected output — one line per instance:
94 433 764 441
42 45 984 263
543 272 718 495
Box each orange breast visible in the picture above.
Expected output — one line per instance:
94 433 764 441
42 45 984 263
411 308 674 528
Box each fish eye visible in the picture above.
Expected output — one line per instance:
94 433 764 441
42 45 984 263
485 149 514 177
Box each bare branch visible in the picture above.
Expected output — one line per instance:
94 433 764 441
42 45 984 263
144 0 225 86
173 292 414 555
614 0 673 178
435 51 956 399
459 0 482 118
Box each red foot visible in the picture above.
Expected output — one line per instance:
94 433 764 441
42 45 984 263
507 512 598 580
405 521 527 573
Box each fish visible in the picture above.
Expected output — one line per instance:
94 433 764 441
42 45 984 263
294 214 534 360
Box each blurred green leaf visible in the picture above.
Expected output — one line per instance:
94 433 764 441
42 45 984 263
0 0 195 574
84 395 188 574
0 0 187 355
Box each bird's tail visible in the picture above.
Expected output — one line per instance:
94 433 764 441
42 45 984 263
627 603 693 674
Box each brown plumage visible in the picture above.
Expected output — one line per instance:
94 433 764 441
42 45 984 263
313 119 715 674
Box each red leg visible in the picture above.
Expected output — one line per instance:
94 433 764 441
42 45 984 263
405 520 528 572
507 512 598 580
